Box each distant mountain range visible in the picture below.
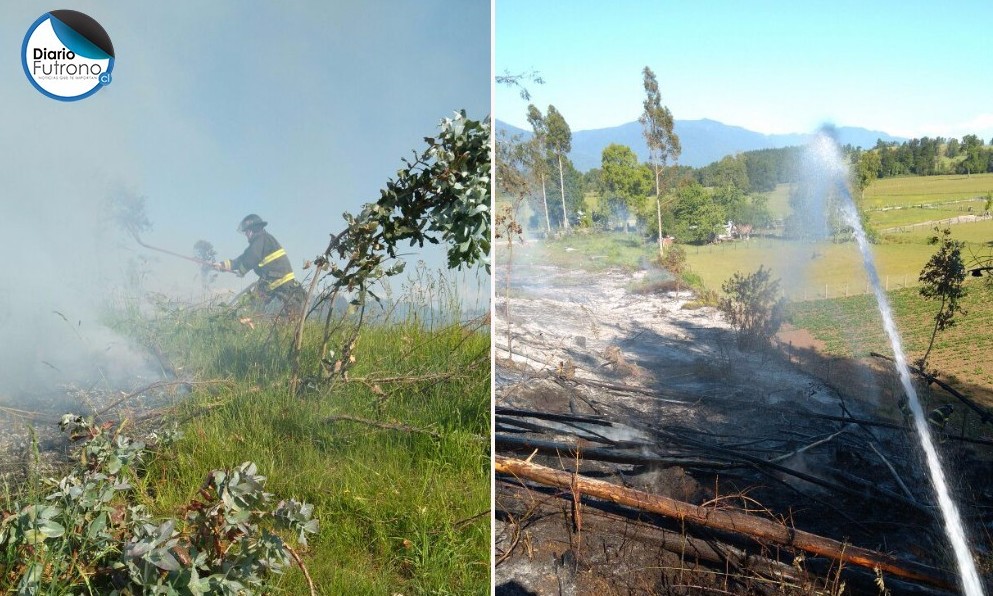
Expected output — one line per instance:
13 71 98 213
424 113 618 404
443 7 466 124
496 118 907 171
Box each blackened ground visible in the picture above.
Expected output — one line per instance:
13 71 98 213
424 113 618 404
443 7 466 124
495 261 993 595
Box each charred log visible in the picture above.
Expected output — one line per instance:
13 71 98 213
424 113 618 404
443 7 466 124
495 455 957 591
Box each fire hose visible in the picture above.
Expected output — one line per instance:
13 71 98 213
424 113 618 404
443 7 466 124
131 233 214 267
131 233 250 304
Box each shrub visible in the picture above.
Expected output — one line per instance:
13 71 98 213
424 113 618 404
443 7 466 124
718 266 788 349
0 416 316 594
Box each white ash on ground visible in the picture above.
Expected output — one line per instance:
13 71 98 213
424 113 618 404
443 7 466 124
495 259 991 595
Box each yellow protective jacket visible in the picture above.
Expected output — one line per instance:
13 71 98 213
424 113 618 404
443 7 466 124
223 230 295 291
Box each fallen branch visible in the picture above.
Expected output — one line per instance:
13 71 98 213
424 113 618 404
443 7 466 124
496 406 613 427
807 412 993 447
495 455 955 590
868 441 917 504
285 543 317 596
325 414 443 440
870 351 993 425
497 434 732 468
95 380 230 417
767 426 850 464
567 376 704 404
828 470 932 516
0 405 56 422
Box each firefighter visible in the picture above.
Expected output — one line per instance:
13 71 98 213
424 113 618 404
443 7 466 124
928 404 954 430
215 214 306 316
927 404 954 443
897 395 912 426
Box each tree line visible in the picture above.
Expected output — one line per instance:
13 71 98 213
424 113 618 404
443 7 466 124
497 70 993 246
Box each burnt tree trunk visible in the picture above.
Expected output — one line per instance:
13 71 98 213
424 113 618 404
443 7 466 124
495 455 955 590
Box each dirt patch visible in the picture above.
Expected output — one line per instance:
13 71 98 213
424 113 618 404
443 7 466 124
495 258 993 595
777 323 827 353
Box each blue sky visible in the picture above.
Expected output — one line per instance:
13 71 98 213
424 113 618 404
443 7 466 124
0 2 489 395
2 2 490 302
496 1 993 141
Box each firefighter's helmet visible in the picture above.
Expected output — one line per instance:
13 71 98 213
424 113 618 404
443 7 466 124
238 214 267 232
928 404 954 429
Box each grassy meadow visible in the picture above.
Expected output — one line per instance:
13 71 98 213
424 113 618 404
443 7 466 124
2 278 490 594
861 172 993 211
787 283 993 395
681 174 993 299
146 306 490 594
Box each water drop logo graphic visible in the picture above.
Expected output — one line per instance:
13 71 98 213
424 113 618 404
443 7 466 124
22 10 114 101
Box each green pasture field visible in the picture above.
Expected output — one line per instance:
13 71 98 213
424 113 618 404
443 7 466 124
500 218 992 303
789 281 993 407
868 201 987 229
685 219 993 299
682 237 934 299
758 183 793 219
862 173 993 210
509 231 653 272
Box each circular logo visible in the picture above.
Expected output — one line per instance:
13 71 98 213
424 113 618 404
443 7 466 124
22 10 114 101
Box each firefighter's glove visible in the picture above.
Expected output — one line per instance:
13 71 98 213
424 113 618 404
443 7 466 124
214 261 231 272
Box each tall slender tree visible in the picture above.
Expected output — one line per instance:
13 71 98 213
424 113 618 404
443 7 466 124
526 104 552 235
639 66 681 255
545 105 573 231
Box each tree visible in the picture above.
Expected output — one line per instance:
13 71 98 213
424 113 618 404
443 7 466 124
718 266 788 349
917 227 968 373
669 182 724 243
702 155 749 190
545 105 573 230
304 111 490 388
494 124 532 360
525 104 552 235
945 138 961 158
193 240 218 296
544 156 585 229
853 149 881 201
495 69 544 101
600 143 650 233
640 66 682 255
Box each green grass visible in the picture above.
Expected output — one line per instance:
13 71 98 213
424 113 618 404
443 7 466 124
789 282 993 404
862 173 993 210
757 183 794 219
683 237 936 300
505 231 655 272
868 201 987 229
34 286 491 595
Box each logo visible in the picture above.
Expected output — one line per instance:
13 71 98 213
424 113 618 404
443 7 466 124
22 10 114 101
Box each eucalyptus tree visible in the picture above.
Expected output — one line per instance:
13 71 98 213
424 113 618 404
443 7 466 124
545 104 573 230
639 66 681 255
526 104 552 234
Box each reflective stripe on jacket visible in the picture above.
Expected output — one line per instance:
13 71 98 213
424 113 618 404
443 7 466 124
226 230 295 289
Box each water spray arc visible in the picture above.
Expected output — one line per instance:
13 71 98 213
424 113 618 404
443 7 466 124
809 134 985 596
